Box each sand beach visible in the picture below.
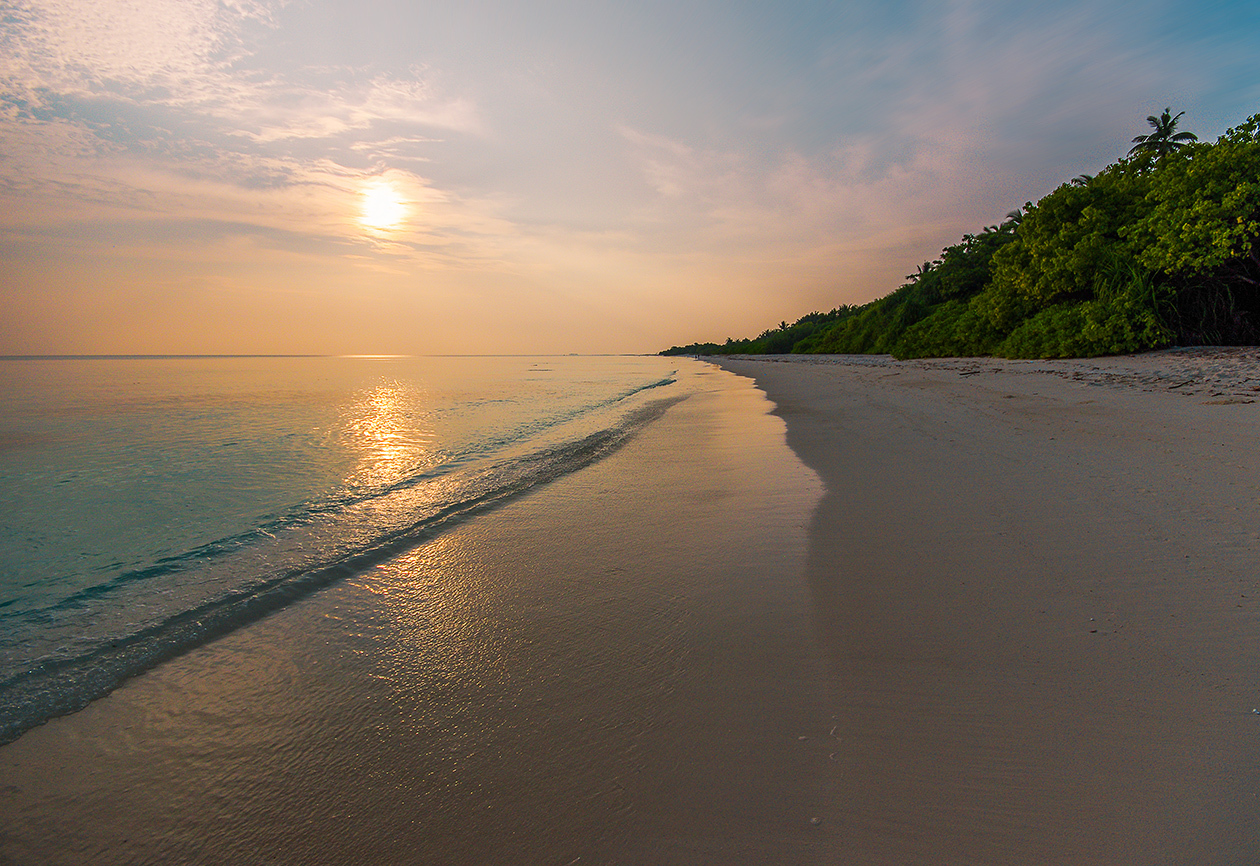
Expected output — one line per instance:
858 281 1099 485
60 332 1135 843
2 350 1259 864
719 348 1260 864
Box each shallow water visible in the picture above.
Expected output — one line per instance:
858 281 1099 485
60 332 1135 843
0 355 681 742
1 358 835 864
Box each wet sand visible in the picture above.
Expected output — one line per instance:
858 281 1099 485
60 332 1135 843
719 349 1260 864
0 363 839 865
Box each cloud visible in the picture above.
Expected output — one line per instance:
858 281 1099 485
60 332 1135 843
0 0 274 94
227 70 483 145
3 0 1259 353
602 0 1226 318
0 0 508 272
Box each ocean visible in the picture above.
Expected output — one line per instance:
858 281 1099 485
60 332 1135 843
0 355 682 744
0 354 834 864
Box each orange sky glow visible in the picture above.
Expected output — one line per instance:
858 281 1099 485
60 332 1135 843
2 0 1258 355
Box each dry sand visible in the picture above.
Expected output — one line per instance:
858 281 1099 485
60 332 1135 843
718 348 1260 865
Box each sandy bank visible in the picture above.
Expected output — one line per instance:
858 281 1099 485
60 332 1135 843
737 346 1260 399
717 349 1260 864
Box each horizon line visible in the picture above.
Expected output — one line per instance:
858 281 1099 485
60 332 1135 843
0 353 656 361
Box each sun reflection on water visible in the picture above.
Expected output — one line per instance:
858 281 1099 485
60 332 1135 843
341 382 434 490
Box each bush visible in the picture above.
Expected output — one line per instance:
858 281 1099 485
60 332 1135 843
995 263 1172 358
891 300 1004 358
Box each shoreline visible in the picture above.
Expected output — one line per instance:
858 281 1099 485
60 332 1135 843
717 351 1260 863
5 350 1259 862
0 363 837 865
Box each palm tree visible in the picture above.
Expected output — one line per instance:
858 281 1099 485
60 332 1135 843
906 261 933 281
1129 108 1198 157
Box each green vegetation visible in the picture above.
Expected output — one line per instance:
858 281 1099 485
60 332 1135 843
1128 107 1198 157
660 307 858 356
661 109 1260 360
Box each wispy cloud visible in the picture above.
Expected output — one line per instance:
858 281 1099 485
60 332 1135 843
609 0 1212 315
226 69 482 145
0 0 494 256
1 0 275 98
2 0 1257 353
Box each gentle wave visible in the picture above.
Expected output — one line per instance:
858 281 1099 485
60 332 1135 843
0 391 684 744
13 372 679 621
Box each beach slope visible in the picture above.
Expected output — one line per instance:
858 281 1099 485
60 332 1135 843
719 350 1260 865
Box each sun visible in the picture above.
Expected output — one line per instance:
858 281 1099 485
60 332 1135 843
359 180 409 232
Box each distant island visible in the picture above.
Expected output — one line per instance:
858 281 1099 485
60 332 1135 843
663 109 1260 360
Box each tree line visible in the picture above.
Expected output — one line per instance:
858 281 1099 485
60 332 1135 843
662 108 1260 359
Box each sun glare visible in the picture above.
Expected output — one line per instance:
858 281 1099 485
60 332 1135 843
359 181 409 232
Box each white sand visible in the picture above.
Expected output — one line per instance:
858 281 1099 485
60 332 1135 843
739 345 1260 398
718 349 1260 864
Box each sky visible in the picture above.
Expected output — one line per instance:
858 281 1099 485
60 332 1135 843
2 0 1259 355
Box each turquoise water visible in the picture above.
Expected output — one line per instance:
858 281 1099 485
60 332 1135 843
1 357 835 865
0 355 681 743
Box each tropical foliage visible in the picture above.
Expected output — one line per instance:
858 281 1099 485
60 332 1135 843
663 109 1260 359
660 307 856 356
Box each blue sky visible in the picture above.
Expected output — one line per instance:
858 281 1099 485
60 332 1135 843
2 0 1258 354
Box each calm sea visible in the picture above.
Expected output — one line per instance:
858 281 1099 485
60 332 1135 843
0 355 682 743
